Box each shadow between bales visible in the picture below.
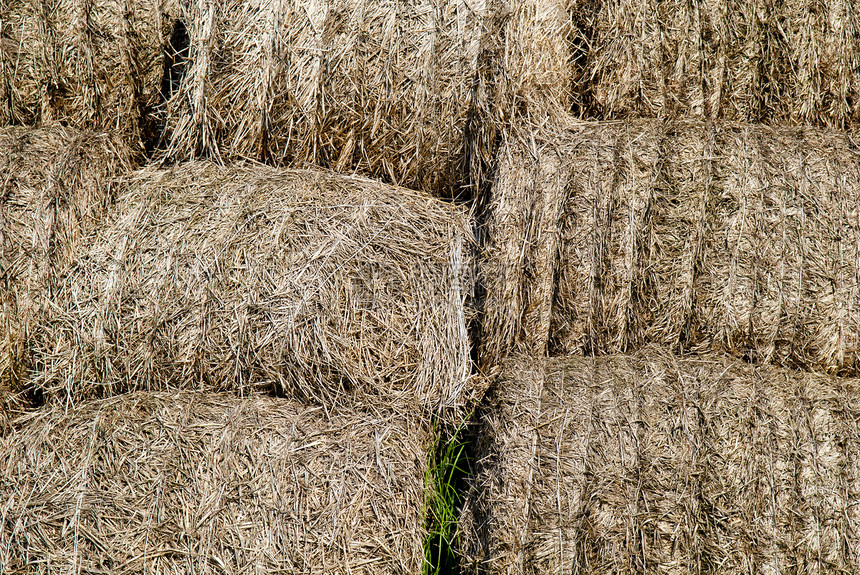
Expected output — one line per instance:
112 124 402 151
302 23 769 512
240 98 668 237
145 18 190 156
425 415 478 575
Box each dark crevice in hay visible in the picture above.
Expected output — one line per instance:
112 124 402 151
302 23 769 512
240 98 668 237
456 390 498 573
462 76 499 207
584 132 614 356
568 0 601 119
0 8 23 126
461 4 511 364
37 0 63 125
747 129 768 358
546 184 574 358
468 217 488 381
679 121 714 350
751 3 790 124
149 18 189 155
462 0 508 209
451 409 494 573
20 385 44 410
76 0 100 127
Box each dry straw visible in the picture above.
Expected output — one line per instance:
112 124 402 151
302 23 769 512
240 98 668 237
156 0 571 195
0 126 133 423
23 162 475 417
481 119 860 376
571 0 860 127
461 347 860 574
1 0 176 147
0 391 428 574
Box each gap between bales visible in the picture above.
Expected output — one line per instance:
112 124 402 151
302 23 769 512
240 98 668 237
424 413 477 575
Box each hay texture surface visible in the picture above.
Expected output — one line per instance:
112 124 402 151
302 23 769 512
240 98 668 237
0 126 133 413
1 0 175 147
157 0 570 195
571 0 860 127
461 347 860 574
481 119 860 375
0 391 427 574
25 162 474 415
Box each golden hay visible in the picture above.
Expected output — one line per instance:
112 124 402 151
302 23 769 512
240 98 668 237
571 0 860 127
155 0 571 196
0 126 133 418
0 391 428 574
22 162 475 417
0 0 177 148
480 119 860 376
460 347 860 574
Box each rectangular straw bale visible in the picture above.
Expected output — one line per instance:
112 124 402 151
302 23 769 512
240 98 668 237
157 0 571 196
481 119 860 376
24 162 475 416
0 391 428 574
1 0 177 148
0 126 133 414
572 0 860 127
460 347 860 574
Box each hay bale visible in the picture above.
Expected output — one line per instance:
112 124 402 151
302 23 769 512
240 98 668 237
571 0 860 127
0 391 427 574
0 0 176 147
24 162 475 416
0 126 133 415
460 347 860 574
481 119 860 375
156 0 571 195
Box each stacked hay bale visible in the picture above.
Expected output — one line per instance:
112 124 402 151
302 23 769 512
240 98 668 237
156 0 572 195
0 392 428 574
461 348 860 574
0 0 176 150
568 0 860 127
18 162 475 416
480 119 860 375
0 126 133 419
12 1 860 571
